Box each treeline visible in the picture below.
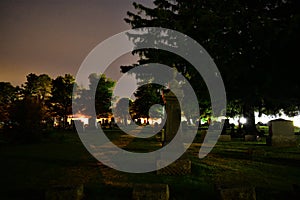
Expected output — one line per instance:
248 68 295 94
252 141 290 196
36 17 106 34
0 73 115 142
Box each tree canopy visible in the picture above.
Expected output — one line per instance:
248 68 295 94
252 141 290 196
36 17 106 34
0 82 16 122
124 0 300 132
131 84 163 122
73 73 115 118
51 74 76 128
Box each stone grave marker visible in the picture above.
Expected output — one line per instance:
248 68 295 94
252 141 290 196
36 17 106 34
245 135 257 142
215 174 256 200
45 184 84 200
219 119 232 142
218 187 256 200
72 120 84 132
132 184 169 200
268 119 298 147
218 135 232 142
87 117 97 130
157 88 191 175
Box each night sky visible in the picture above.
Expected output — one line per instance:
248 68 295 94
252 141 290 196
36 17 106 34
0 0 153 86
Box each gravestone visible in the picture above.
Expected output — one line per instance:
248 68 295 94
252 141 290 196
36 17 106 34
268 119 298 147
73 120 84 133
164 90 182 147
215 175 256 200
157 159 191 175
218 187 256 200
245 135 257 142
45 184 84 200
132 184 169 200
87 117 97 130
218 135 232 142
71 120 84 132
157 88 191 175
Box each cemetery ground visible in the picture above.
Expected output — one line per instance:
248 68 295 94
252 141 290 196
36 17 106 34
0 127 300 200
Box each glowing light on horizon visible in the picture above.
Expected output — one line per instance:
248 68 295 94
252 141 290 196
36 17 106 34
228 111 300 127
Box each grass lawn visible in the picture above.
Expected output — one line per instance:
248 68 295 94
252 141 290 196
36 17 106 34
0 129 300 199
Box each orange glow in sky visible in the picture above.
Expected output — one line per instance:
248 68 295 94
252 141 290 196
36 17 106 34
0 0 152 86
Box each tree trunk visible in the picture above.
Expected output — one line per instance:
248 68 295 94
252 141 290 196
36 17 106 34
63 115 68 129
243 104 257 135
123 115 128 126
63 106 68 129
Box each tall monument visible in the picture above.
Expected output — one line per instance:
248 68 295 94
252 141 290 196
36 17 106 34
157 71 191 175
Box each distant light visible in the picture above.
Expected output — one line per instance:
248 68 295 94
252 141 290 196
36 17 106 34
292 119 300 128
240 117 247 124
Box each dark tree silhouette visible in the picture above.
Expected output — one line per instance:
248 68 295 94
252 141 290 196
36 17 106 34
7 73 53 141
74 73 115 118
51 74 75 128
0 82 16 123
132 84 163 123
9 96 45 142
23 73 52 103
124 0 300 133
114 97 134 126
